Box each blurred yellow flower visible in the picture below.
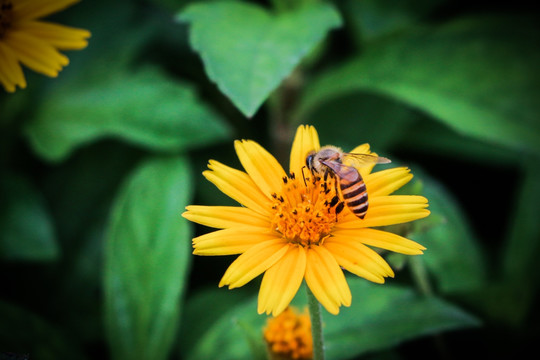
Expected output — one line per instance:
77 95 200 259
264 306 312 360
0 0 90 92
183 125 429 316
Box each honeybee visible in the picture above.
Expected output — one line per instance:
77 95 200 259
306 145 391 219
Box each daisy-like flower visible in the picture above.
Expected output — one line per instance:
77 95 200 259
183 125 429 316
0 0 90 92
264 306 312 360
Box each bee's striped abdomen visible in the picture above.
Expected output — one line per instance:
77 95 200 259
339 174 369 219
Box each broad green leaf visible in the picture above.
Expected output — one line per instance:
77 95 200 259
25 67 231 162
186 296 266 360
502 161 540 282
104 156 193 360
302 92 417 151
187 280 478 360
0 300 87 359
411 170 487 294
345 0 445 43
0 172 58 261
178 287 253 357
179 1 342 117
395 118 520 166
298 16 540 154
323 279 480 359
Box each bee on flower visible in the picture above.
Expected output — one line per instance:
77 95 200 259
183 125 429 316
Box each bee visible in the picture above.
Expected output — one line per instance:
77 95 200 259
306 145 391 219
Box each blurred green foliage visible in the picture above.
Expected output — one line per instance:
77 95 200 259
1 0 539 359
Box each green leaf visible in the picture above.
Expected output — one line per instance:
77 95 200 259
178 287 253 357
303 92 417 151
298 16 540 154
323 279 480 359
395 118 520 166
187 279 478 360
411 171 487 294
179 1 342 117
345 0 445 43
25 67 231 162
0 172 58 261
104 156 193 360
502 161 540 282
186 296 267 360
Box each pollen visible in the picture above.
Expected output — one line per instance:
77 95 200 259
270 172 342 246
263 307 313 360
0 0 13 38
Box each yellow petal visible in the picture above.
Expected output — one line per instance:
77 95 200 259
324 236 395 283
234 140 287 198
3 30 68 77
182 206 270 229
289 125 320 177
365 167 413 197
14 21 90 50
349 144 371 155
0 42 26 92
219 240 289 289
258 245 306 316
332 228 426 255
192 227 279 256
371 195 428 206
304 246 351 315
338 195 430 228
14 0 81 21
204 160 271 216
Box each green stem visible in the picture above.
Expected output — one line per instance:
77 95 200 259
306 286 325 360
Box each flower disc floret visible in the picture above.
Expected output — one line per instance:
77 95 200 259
271 173 341 246
264 307 313 360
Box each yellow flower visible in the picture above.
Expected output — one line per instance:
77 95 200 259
264 306 313 360
183 125 429 316
0 0 90 92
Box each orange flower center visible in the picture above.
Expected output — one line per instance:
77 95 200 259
264 307 313 360
270 171 343 246
0 0 13 38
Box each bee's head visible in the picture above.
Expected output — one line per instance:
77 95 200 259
306 151 315 170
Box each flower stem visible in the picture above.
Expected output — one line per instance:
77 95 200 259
306 286 325 360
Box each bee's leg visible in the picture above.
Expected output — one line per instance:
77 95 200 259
323 169 330 182
335 202 345 220
333 178 342 221
329 195 339 208
300 166 309 187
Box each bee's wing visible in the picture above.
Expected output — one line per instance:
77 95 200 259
343 153 391 168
